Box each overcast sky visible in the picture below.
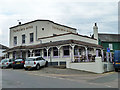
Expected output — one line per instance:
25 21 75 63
0 0 119 47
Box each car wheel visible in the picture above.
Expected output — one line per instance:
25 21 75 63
1 67 3 69
36 64 40 70
13 67 16 69
45 61 48 67
8 64 12 68
24 68 28 70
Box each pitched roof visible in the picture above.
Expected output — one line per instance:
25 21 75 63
10 19 77 30
0 44 8 49
3 40 102 52
38 32 97 40
98 33 120 42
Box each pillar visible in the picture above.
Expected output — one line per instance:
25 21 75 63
101 49 104 62
57 46 61 66
46 47 50 60
110 52 112 62
96 50 99 57
71 45 75 62
85 47 88 61
106 52 109 62
29 49 33 57
42 49 44 57
78 48 80 62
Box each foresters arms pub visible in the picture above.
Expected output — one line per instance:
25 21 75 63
4 20 103 66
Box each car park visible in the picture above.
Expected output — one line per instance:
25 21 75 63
0 59 13 69
13 59 25 69
24 56 48 70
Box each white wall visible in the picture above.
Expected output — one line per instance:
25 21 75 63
41 34 97 45
10 20 76 48
66 57 114 74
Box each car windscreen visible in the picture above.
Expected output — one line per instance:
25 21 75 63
15 59 23 61
25 58 35 61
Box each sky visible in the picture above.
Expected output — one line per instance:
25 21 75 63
0 0 119 47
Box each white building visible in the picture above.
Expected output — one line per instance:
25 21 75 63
4 20 103 65
0 44 8 60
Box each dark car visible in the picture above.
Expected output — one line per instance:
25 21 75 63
113 50 120 72
13 59 25 69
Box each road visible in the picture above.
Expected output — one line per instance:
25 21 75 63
1 69 119 88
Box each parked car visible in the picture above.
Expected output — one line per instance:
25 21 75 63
113 50 120 72
24 56 48 70
0 59 13 69
13 59 25 69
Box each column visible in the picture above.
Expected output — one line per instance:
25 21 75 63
57 46 61 66
29 49 33 57
106 52 109 62
85 47 88 62
71 45 75 62
110 52 112 62
46 47 50 60
78 48 80 62
93 48 96 55
101 49 104 62
96 50 99 57
42 49 44 57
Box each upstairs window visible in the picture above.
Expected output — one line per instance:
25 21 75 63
22 34 25 44
14 36 17 45
30 33 34 43
109 44 113 50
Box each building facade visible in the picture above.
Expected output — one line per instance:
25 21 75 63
98 34 120 52
4 20 103 65
0 44 8 60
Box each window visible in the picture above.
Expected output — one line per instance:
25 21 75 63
109 44 113 50
28 51 31 57
53 47 58 56
30 33 34 43
36 57 45 61
22 34 25 44
43 49 47 57
74 48 79 55
35 50 40 56
14 36 17 45
63 46 69 56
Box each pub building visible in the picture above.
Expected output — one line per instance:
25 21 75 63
4 20 103 65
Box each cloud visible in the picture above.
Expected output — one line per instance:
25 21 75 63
0 0 118 46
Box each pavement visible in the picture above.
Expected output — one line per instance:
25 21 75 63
1 67 119 88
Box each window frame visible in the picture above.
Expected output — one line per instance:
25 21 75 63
30 33 34 43
22 34 25 44
14 36 17 46
63 46 70 56
53 47 58 56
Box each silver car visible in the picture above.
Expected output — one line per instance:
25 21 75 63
0 59 13 69
24 56 48 70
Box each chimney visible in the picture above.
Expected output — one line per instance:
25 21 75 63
19 22 21 25
93 23 98 44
